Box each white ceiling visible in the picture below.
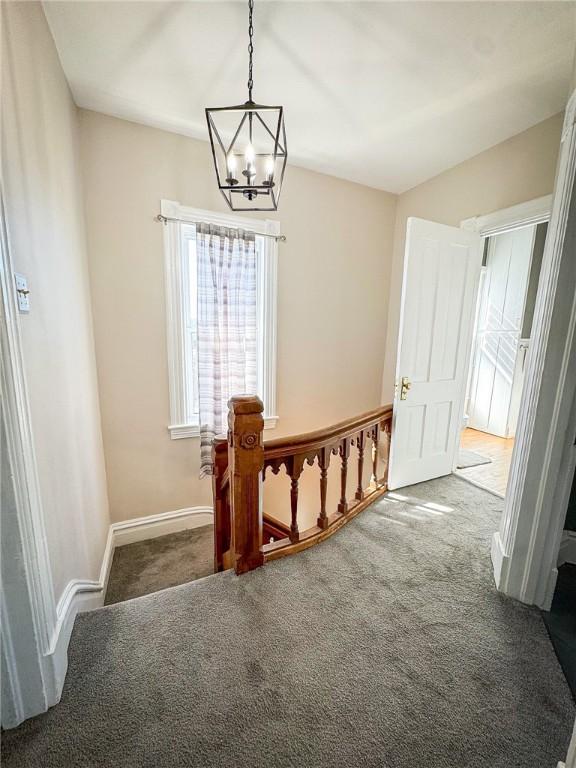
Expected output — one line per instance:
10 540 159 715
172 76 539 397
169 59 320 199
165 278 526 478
44 1 576 193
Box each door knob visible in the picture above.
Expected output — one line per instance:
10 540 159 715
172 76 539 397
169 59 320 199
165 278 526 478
400 376 411 401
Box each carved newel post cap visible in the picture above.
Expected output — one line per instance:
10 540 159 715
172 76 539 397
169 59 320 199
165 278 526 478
228 395 264 415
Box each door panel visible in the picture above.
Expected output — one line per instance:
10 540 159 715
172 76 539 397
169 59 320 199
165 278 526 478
389 218 482 489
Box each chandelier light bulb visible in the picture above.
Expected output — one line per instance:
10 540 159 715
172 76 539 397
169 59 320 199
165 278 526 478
265 156 274 177
245 144 255 166
225 153 239 185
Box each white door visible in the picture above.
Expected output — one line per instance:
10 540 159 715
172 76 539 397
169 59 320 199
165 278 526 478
468 226 535 438
388 218 482 489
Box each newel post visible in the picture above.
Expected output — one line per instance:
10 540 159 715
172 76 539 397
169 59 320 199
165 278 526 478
228 395 265 574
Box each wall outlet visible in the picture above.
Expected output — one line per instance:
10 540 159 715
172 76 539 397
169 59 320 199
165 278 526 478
14 273 30 313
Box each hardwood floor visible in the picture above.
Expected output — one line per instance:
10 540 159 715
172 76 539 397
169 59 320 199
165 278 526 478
457 427 514 496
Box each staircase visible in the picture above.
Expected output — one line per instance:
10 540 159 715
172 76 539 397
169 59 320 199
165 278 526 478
212 396 393 574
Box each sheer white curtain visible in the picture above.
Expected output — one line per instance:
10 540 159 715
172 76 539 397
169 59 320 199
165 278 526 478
196 223 258 477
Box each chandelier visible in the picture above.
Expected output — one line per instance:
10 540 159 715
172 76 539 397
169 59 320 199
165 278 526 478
205 0 287 212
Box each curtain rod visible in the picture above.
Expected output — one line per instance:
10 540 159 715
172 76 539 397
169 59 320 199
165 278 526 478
155 214 286 242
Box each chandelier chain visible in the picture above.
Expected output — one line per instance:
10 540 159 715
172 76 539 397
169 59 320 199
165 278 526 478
247 0 254 100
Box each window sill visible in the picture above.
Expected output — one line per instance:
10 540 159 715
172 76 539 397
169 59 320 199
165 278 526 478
168 416 278 440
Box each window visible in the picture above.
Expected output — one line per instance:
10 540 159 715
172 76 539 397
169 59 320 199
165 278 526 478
162 200 278 439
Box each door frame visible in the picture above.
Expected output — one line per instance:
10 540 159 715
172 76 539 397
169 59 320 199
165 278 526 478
458 196 552 457
461 194 552 238
464 92 576 609
0 190 65 727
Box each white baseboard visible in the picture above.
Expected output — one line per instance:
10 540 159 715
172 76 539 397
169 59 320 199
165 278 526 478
47 505 214 704
32 526 115 718
111 506 213 547
558 530 576 567
491 530 509 589
491 530 562 610
56 505 214 620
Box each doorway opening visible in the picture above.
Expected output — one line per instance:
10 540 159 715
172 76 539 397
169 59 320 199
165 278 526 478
455 220 548 497
387 196 551 495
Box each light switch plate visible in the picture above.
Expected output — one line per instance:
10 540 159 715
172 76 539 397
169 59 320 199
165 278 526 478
14 273 30 313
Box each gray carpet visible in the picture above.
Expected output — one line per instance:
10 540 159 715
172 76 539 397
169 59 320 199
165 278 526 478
3 475 574 768
457 448 492 469
104 525 214 605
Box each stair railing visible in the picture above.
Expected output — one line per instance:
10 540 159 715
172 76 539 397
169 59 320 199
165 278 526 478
212 395 393 575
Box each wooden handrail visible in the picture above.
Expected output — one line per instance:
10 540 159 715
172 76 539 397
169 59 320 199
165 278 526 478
212 396 393 575
263 404 392 458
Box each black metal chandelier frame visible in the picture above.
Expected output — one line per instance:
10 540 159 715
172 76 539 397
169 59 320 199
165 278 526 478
205 0 287 212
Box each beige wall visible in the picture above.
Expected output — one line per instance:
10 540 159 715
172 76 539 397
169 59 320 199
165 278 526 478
381 113 564 402
79 110 397 523
2 3 110 598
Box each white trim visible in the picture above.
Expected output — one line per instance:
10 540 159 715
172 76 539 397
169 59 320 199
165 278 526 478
491 530 507 589
49 504 214 632
558 531 576 567
265 415 279 431
461 194 552 236
161 200 279 439
259 217 279 424
111 505 213 547
168 422 202 439
492 90 576 608
0 598 25 729
0 200 57 657
1 190 60 727
168 415 278 439
162 208 192 433
51 527 114 655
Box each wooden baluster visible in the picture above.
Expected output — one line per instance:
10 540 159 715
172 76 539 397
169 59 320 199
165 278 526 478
317 447 330 530
338 438 350 514
212 437 229 572
355 430 365 500
290 475 300 543
287 455 304 543
228 395 265 574
370 424 380 490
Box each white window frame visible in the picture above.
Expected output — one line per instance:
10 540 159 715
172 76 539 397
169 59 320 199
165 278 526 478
161 199 279 439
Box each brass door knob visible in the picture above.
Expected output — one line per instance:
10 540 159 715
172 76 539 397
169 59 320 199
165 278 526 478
400 376 411 400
